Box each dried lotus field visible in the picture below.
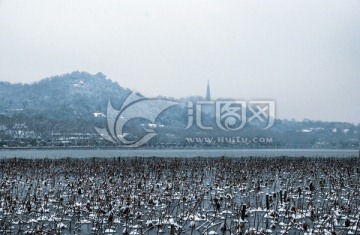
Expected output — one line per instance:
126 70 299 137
0 156 359 234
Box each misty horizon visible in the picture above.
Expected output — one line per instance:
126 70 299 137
1 0 359 123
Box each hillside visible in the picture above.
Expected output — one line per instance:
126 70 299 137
0 71 131 119
0 72 359 148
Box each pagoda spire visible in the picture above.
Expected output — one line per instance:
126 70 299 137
205 80 211 101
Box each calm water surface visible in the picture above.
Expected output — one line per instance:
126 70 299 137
0 148 358 159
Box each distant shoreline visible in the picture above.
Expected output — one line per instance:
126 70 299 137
0 146 359 151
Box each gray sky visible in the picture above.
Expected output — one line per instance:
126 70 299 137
0 0 359 124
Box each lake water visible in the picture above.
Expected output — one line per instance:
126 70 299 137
0 148 358 159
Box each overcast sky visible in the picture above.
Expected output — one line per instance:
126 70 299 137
0 0 359 123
